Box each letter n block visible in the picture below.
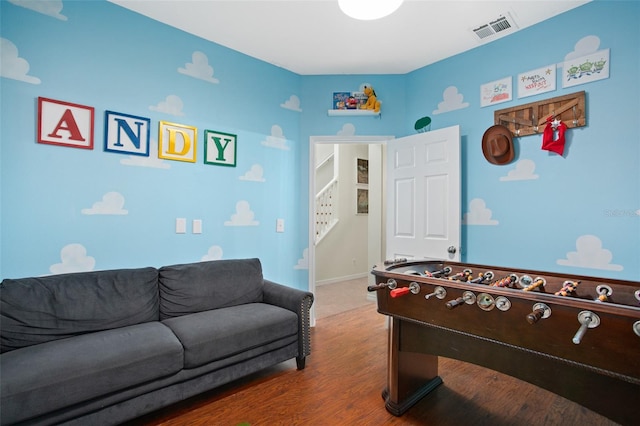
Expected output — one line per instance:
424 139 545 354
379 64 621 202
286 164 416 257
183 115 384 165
104 111 151 156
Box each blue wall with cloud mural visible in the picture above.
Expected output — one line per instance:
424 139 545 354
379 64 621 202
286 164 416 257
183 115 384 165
1 0 638 284
403 0 639 280
0 0 306 286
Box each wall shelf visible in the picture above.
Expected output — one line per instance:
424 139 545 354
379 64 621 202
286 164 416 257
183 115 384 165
327 109 379 117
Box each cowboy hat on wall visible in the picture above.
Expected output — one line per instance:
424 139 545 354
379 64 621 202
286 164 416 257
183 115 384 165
482 124 515 165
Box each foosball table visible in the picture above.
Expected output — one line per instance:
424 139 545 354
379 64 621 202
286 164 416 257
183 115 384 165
370 260 640 425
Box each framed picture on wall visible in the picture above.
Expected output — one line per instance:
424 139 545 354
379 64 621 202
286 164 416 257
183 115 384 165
562 48 610 88
357 158 369 184
517 64 556 98
480 76 512 107
357 188 368 215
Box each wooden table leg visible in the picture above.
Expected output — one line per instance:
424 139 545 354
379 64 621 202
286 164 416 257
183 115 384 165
383 317 443 416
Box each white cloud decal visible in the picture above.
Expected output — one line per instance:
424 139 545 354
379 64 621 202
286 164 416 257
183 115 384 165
557 235 623 271
224 200 259 226
239 164 266 182
178 51 219 83
337 123 356 136
261 125 290 150
120 139 170 169
564 35 601 62
202 245 223 261
149 94 184 116
433 86 469 115
462 198 498 225
0 38 41 84
294 248 309 270
81 191 128 215
280 95 302 112
499 159 539 181
50 243 95 274
9 0 67 20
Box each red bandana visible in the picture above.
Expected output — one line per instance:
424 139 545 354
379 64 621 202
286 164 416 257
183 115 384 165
541 117 567 156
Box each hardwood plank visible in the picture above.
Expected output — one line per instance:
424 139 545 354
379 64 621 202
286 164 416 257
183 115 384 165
127 305 618 426
314 277 374 320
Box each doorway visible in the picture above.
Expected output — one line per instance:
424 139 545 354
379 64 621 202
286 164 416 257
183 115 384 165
308 136 391 325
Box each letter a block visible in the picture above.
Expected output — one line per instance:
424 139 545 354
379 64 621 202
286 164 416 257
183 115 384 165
37 97 94 149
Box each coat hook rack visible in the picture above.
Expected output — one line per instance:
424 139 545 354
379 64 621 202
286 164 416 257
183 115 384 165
494 91 586 138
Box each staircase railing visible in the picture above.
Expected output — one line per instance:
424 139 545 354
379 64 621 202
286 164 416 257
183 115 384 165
315 178 339 244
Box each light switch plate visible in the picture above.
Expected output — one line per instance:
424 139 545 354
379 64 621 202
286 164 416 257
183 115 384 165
176 218 187 234
193 219 202 234
276 218 285 233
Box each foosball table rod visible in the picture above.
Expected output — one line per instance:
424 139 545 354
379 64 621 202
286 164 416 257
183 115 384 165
572 310 600 344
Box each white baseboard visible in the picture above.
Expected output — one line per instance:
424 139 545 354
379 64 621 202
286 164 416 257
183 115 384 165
315 272 368 286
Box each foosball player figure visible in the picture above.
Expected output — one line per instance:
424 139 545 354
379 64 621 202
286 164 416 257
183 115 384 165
492 274 518 288
470 271 494 284
449 269 472 281
555 280 580 296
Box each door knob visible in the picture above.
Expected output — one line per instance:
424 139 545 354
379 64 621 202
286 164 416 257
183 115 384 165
447 246 456 254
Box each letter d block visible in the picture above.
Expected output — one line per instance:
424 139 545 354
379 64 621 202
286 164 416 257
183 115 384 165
158 121 197 163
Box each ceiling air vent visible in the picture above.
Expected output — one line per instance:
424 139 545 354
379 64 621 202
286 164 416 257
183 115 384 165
472 13 518 41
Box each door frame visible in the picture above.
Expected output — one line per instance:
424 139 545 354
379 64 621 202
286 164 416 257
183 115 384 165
308 135 392 326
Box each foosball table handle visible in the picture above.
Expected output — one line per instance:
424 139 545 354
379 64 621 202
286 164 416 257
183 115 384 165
367 283 385 291
368 278 397 292
446 297 465 309
572 310 600 344
445 291 476 309
526 303 551 324
390 282 420 298
425 286 446 300
391 287 410 298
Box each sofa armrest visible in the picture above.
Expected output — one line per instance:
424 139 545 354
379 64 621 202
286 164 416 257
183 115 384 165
262 280 314 369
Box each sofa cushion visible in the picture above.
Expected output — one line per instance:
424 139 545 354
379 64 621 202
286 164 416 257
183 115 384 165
0 322 183 425
159 258 264 319
162 303 298 369
0 267 159 353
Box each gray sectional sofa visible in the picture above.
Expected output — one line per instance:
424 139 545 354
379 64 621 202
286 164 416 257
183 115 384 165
0 258 313 425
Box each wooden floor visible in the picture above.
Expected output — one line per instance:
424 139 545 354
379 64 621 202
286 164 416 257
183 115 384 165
314 276 374 320
128 304 619 426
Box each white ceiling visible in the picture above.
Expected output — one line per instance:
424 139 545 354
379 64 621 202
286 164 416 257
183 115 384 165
109 0 591 75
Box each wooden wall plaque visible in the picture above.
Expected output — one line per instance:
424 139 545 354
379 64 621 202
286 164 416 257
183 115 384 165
494 91 586 137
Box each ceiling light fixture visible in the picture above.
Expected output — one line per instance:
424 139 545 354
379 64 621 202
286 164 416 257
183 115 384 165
338 0 404 21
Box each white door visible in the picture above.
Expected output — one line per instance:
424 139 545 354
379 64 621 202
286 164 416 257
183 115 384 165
386 125 461 261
